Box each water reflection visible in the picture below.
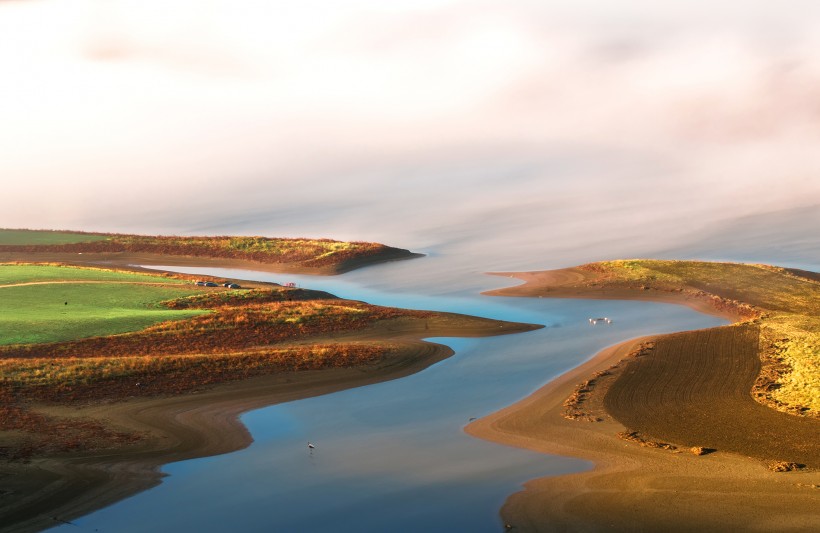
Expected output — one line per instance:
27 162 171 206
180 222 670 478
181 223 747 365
52 267 725 532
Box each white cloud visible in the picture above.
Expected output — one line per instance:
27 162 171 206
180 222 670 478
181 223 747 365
1 1 819 268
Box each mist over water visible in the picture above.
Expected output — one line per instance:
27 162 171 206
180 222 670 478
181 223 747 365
2 0 819 272
10 4 817 530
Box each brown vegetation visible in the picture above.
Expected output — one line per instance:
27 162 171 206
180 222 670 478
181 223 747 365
0 259 540 533
0 298 430 361
0 233 416 272
0 278 439 466
0 390 141 462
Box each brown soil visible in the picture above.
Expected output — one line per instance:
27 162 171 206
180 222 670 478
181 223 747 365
468 267 820 532
605 324 820 467
468 336 820 533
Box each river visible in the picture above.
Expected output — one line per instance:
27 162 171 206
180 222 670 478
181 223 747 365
50 256 725 532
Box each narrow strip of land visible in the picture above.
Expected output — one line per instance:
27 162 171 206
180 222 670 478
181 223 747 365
0 262 540 533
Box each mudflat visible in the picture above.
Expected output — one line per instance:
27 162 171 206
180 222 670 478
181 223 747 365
469 261 820 532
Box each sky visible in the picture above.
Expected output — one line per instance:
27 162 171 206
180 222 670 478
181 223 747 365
2 0 819 271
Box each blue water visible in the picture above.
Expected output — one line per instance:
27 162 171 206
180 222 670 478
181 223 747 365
50 264 726 532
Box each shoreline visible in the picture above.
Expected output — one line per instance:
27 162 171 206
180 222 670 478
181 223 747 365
468 268 820 531
0 261 535 533
0 248 424 277
7 341 447 533
6 322 536 533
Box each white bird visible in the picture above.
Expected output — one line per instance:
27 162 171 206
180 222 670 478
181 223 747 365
307 442 315 450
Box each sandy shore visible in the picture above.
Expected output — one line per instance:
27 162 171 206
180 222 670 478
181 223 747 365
0 263 536 533
467 268 820 532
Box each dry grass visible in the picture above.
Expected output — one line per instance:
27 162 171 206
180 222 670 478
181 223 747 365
0 298 431 361
1 343 399 404
0 232 406 269
584 260 820 417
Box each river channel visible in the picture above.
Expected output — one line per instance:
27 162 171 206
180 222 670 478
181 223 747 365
50 258 725 532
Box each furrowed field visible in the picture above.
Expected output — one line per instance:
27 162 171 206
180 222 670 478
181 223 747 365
527 259 820 469
585 260 820 417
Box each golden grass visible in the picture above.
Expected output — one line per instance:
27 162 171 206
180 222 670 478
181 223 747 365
0 232 400 270
587 260 820 417
1 344 398 403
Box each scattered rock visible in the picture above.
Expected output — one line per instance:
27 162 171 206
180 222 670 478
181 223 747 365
690 446 715 456
769 461 804 472
617 431 677 451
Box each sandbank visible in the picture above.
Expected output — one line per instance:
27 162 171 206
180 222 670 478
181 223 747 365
468 268 820 532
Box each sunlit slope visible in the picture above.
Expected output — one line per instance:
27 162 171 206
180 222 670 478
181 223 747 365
0 229 417 272
586 260 820 415
0 229 109 246
0 265 202 345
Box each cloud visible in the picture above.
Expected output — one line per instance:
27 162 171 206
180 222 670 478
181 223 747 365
1 1 819 269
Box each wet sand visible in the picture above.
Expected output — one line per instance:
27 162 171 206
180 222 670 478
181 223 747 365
467 268 820 532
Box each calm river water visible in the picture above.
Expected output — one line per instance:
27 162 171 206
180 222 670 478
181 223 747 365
50 257 725 532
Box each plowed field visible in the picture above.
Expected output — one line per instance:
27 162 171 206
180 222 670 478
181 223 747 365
605 324 820 466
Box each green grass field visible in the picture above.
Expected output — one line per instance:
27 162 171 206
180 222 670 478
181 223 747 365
0 264 186 285
0 229 110 245
0 266 205 345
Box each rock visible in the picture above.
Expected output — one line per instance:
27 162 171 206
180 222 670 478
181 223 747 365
769 461 803 472
690 446 715 456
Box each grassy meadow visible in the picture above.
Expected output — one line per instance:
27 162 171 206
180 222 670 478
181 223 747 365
0 264 203 345
0 264 186 285
0 229 109 245
0 263 432 397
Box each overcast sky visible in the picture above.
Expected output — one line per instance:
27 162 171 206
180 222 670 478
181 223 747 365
2 0 819 270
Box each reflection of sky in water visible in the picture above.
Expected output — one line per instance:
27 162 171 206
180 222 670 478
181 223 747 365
54 266 726 532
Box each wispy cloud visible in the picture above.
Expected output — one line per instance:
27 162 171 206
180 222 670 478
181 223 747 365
1 1 819 268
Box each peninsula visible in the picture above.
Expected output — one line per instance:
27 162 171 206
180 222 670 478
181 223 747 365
0 231 538 532
0 228 421 275
469 260 820 531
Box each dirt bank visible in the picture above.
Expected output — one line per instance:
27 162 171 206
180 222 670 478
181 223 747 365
468 267 820 532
